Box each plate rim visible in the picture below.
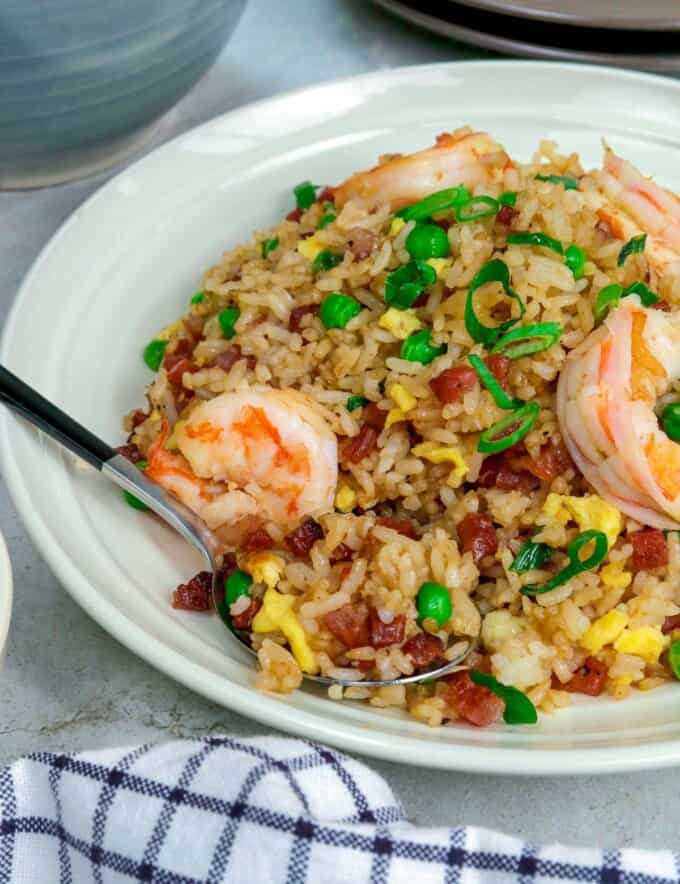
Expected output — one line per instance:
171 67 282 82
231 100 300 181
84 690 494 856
446 0 680 30
6 59 680 774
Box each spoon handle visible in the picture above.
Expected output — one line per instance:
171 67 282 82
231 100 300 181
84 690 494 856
0 365 115 469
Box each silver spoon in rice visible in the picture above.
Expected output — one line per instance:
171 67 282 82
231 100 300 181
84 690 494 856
0 365 476 688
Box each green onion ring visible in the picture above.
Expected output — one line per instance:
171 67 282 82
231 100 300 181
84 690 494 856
535 174 579 190
506 232 564 255
617 233 647 267
490 322 562 360
465 258 526 349
396 186 471 222
624 280 659 307
455 195 499 222
477 401 540 454
510 540 554 573
467 353 519 410
521 529 608 596
498 191 517 207
593 283 623 324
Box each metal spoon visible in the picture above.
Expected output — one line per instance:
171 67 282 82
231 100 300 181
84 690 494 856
0 365 476 687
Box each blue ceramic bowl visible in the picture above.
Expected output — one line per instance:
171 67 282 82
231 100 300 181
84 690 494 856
0 0 246 188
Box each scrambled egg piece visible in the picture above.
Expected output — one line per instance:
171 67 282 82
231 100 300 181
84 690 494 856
600 560 632 590
165 419 186 451
543 493 623 549
335 480 357 513
389 383 417 413
248 553 286 591
388 217 406 238
411 441 468 489
252 589 318 674
613 626 667 664
378 308 423 340
385 408 406 428
580 609 629 654
426 258 453 280
297 234 325 262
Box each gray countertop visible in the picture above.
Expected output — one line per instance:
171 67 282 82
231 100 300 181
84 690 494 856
0 0 674 851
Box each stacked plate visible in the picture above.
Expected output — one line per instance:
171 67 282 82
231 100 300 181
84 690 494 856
374 0 680 72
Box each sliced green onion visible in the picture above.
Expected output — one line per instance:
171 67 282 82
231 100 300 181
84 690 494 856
318 212 336 229
471 670 538 725
498 191 517 207
226 569 252 605
565 244 587 279
260 237 279 258
312 250 342 274
406 223 449 259
491 322 562 360
477 401 540 454
294 180 319 210
218 307 240 339
385 260 437 310
124 460 149 511
662 403 680 442
521 529 608 596
669 640 680 680
535 174 579 190
506 232 564 255
400 329 446 364
320 293 361 329
510 541 554 573
624 280 659 307
191 291 205 305
143 339 167 372
467 353 519 410
396 186 471 222
455 195 499 222
346 395 369 412
593 283 623 324
617 233 647 267
465 258 525 349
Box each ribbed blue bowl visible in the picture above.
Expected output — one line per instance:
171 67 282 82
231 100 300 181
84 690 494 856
0 0 245 188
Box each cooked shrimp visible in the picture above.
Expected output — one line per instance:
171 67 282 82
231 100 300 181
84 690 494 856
557 295 680 530
595 146 680 277
147 388 338 534
333 128 515 211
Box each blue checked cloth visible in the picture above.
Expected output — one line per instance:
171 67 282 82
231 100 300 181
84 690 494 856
0 735 676 883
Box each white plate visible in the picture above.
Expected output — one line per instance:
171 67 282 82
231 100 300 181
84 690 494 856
0 533 13 664
4 61 680 774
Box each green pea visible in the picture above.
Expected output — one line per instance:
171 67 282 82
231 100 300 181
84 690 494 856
662 403 680 442
124 460 149 511
669 639 680 679
318 212 336 229
400 329 446 364
143 339 167 372
191 291 205 305
226 569 252 605
294 180 318 210
312 250 342 274
218 307 240 339
320 293 361 329
260 238 279 258
405 223 449 260
565 245 586 279
416 581 452 626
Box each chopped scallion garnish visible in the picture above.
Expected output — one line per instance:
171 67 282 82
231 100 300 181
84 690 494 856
506 232 564 255
510 540 554 573
385 260 437 310
293 180 320 210
346 395 369 412
624 280 659 307
521 530 608 596
470 670 538 725
455 195 499 222
467 353 519 410
593 283 623 324
260 237 279 259
477 401 540 454
498 191 517 207
617 233 647 267
312 250 342 274
490 322 562 360
464 258 525 349
396 186 471 222
565 244 587 279
535 174 579 190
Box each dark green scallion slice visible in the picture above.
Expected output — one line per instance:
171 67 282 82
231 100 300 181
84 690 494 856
467 353 519 410
535 174 579 190
471 671 538 725
396 186 471 222
624 280 659 307
510 540 554 573
490 322 562 360
565 244 587 279
190 291 205 305
294 180 319 210
593 283 623 324
506 232 564 255
385 260 437 310
346 395 369 412
669 640 680 680
400 329 446 364
226 569 252 605
312 250 342 274
617 233 647 267
318 212 336 229
498 191 517 207
465 258 526 349
521 529 608 596
218 307 240 339
455 195 499 222
260 237 279 258
477 401 540 454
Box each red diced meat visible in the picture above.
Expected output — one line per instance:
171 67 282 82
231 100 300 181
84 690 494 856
129 410 147 430
368 609 405 648
165 356 196 386
444 670 504 727
496 204 518 227
477 454 539 492
630 529 668 571
652 300 672 312
285 518 324 558
402 633 444 668
458 512 497 563
172 571 213 612
341 425 378 464
329 543 354 564
231 597 262 631
596 219 613 239
509 436 571 483
241 528 274 552
288 304 320 333
662 614 680 635
317 186 335 205
183 314 205 342
485 354 511 387
558 657 608 696
348 227 376 261
362 404 388 432
429 366 477 404
286 207 303 222
115 443 141 463
324 604 370 648
411 290 430 308
215 345 255 372
375 517 417 538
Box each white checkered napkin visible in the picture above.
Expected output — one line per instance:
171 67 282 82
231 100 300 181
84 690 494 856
0 736 677 883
